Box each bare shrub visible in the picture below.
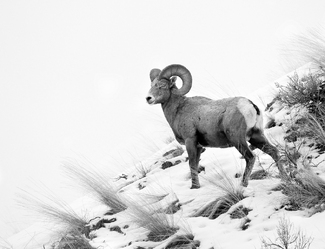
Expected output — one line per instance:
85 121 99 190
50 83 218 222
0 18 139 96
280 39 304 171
261 217 313 249
276 142 302 176
275 71 325 115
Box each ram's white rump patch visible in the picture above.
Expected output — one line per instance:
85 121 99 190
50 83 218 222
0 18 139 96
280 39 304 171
237 98 263 132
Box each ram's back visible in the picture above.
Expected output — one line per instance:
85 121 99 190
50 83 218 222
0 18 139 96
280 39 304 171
175 96 260 147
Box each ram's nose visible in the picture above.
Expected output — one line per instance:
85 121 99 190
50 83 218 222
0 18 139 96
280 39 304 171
146 96 155 104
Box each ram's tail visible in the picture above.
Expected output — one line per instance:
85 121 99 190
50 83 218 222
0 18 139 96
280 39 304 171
249 100 264 131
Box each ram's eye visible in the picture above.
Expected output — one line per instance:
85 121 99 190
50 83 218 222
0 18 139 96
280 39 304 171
157 80 169 89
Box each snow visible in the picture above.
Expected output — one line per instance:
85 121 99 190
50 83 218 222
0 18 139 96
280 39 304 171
5 62 325 249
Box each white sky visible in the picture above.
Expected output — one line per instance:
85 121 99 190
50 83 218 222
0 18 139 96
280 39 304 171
1 0 325 240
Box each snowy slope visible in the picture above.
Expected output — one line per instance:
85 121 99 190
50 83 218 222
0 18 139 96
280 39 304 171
83 131 325 249
6 62 325 249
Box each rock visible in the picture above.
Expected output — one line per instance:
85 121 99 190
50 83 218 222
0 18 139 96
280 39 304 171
85 217 118 238
162 161 173 169
163 148 184 158
110 226 124 234
165 235 200 249
250 169 268 180
229 205 252 219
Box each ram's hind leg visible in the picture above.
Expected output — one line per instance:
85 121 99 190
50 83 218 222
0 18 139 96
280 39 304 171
233 141 255 187
249 131 288 180
225 127 255 187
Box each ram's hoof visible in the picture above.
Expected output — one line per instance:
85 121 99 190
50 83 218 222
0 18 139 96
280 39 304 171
241 181 248 187
190 184 200 189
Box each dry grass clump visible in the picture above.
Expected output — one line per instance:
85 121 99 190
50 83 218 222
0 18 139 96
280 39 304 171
261 217 313 249
127 200 178 242
19 190 88 234
19 190 93 249
280 169 325 210
53 230 94 249
304 112 325 151
63 161 127 214
194 170 245 219
165 234 200 249
124 193 181 242
289 29 325 68
134 161 151 178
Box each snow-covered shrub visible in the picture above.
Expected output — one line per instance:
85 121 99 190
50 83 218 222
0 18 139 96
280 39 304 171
261 217 313 249
275 46 325 150
275 71 325 115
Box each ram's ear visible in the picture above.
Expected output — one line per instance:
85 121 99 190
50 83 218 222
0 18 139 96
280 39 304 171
150 68 161 82
170 76 177 88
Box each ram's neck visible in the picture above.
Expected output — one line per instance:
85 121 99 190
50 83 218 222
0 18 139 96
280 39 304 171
161 94 186 126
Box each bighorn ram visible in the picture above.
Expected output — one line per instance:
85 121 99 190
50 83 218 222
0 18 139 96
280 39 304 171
146 64 287 189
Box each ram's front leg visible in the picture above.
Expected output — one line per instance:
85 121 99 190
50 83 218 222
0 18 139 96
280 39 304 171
185 138 200 189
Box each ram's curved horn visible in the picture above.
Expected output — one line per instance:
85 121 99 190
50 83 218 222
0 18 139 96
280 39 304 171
158 64 192 96
150 68 161 82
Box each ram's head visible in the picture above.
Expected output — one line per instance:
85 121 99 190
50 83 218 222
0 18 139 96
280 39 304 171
146 64 192 105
